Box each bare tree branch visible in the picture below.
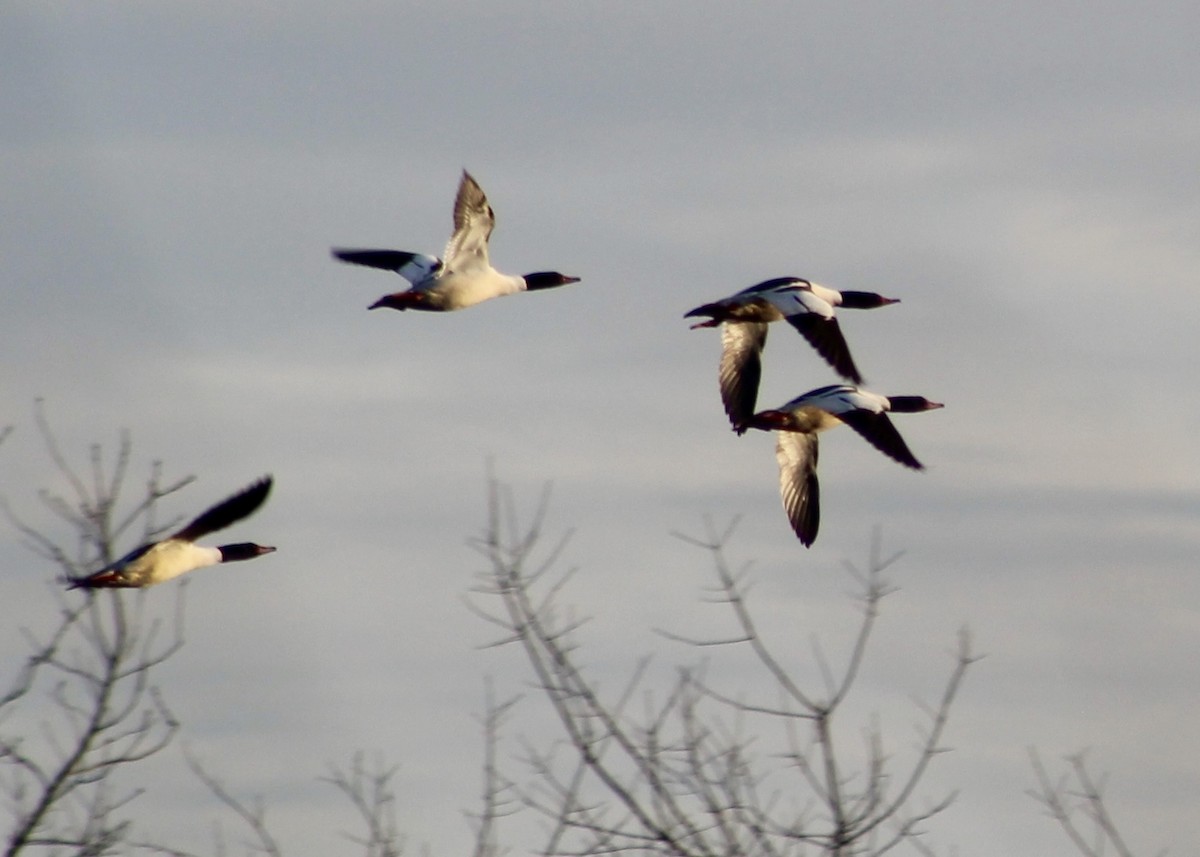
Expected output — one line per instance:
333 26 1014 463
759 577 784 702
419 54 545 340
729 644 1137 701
185 751 284 857
1 410 187 857
467 680 521 857
469 478 977 856
322 753 405 857
1028 748 1163 857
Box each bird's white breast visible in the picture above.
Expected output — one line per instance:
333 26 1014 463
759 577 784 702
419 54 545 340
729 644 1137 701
434 269 525 309
135 541 222 585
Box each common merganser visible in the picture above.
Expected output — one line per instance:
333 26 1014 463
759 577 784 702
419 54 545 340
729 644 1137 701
65 477 276 589
685 278 898 432
332 171 580 311
746 386 942 547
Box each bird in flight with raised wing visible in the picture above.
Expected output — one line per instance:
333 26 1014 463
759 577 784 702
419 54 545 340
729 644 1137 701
686 277 898 432
746 386 941 546
332 170 580 312
64 476 276 589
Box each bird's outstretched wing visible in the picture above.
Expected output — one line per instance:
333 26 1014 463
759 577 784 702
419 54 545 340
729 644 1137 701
331 249 442 285
837 411 923 469
718 322 769 433
172 477 274 542
776 431 821 546
785 314 863 384
443 171 495 272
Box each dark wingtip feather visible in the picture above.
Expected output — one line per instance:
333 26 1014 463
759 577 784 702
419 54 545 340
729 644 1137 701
786 315 864 384
788 467 820 547
172 476 273 543
332 249 417 273
839 412 924 470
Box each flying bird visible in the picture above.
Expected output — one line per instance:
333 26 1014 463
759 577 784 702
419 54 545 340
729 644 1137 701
332 170 580 312
746 385 942 547
685 277 898 432
64 477 276 589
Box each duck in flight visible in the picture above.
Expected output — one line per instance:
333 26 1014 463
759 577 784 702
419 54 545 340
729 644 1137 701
64 477 276 589
332 170 580 312
685 277 898 432
746 386 942 547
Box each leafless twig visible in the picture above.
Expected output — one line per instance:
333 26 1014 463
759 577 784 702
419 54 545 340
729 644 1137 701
1028 748 1162 857
2 409 188 856
468 478 976 856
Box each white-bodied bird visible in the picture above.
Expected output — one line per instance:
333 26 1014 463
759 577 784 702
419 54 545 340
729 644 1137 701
333 170 580 312
746 386 942 547
65 477 276 589
685 277 898 432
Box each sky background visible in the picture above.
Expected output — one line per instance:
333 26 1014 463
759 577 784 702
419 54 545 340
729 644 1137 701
3 1 1199 854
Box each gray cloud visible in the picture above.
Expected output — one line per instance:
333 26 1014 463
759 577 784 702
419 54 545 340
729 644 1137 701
3 2 1197 855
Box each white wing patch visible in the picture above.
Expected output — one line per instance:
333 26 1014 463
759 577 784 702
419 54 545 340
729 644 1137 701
767 287 835 320
397 254 442 285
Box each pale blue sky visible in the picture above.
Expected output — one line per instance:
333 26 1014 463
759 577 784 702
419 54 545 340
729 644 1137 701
3 2 1199 854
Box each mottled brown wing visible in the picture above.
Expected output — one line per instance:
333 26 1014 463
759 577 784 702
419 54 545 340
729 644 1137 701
444 170 495 271
719 322 767 434
776 432 821 547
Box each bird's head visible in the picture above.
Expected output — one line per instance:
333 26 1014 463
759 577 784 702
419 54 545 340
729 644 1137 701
218 543 277 562
523 272 581 291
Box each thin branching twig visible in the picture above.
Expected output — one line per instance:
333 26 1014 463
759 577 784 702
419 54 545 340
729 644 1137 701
2 410 188 856
468 477 977 856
